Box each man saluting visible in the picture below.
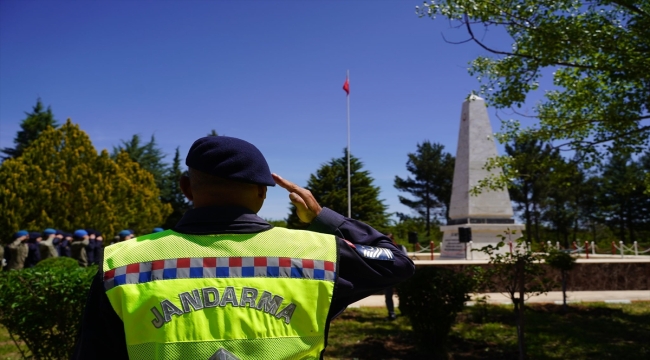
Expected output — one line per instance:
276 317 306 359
73 136 414 360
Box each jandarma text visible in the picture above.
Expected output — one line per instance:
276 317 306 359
150 286 296 328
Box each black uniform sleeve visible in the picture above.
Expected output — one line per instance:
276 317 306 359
308 208 415 319
72 271 129 360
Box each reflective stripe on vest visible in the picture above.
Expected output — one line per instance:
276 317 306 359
102 228 338 360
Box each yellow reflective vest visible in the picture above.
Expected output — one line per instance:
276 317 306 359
103 228 338 360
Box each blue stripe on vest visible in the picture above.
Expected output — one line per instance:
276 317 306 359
104 256 336 291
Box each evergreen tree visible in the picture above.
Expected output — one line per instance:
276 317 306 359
0 120 171 239
419 0 650 161
160 147 190 229
111 134 167 190
541 158 582 248
505 137 556 243
596 152 650 243
394 141 454 237
287 150 389 231
207 130 219 136
1 98 58 160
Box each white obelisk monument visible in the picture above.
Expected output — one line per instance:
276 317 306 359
440 95 524 259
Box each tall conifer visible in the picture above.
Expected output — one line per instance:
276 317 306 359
1 98 58 160
287 150 389 231
0 120 171 238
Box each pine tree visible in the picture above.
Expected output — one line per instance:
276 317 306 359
111 134 167 191
287 150 389 231
1 98 58 160
394 141 454 237
596 152 650 243
505 137 556 243
160 147 190 229
0 120 171 239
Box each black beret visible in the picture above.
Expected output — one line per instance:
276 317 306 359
186 136 275 186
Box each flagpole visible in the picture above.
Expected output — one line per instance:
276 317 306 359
346 69 351 218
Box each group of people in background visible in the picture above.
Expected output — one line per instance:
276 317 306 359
1 227 164 270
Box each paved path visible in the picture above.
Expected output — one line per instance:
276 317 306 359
349 290 650 308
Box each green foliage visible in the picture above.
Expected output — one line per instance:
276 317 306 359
0 120 172 239
0 266 97 359
388 213 442 246
160 147 190 229
397 267 476 358
112 134 167 191
266 219 288 228
596 151 650 243
394 141 454 236
475 230 550 359
477 233 549 304
287 149 389 231
419 0 650 196
1 98 58 160
33 257 79 271
545 249 576 272
419 0 650 156
504 137 557 243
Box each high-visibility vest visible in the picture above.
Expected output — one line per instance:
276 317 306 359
102 227 338 360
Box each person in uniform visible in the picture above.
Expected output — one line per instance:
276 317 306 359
58 232 72 257
111 230 133 245
70 230 90 267
24 232 42 268
6 230 29 270
73 136 415 360
383 233 408 320
39 228 59 260
85 230 97 266
92 232 105 266
0 239 5 270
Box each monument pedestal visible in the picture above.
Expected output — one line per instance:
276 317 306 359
440 223 524 260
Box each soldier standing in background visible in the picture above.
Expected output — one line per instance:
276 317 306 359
39 228 59 260
71 230 90 267
85 230 97 266
24 232 42 268
92 232 104 266
58 232 72 257
6 231 29 270
0 240 5 270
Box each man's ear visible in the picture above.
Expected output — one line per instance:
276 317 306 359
257 185 267 200
180 175 194 201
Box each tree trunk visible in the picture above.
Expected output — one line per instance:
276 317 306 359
516 259 526 360
561 270 567 313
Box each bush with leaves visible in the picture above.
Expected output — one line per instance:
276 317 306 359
396 266 476 359
475 231 550 360
545 249 576 312
0 264 97 359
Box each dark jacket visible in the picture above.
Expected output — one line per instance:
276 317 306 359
25 242 41 268
73 206 415 359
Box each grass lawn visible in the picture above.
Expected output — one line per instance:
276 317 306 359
1 302 648 359
0 324 27 360
325 301 650 359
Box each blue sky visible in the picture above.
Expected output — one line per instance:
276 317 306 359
0 0 536 221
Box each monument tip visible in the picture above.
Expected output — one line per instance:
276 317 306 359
467 94 484 101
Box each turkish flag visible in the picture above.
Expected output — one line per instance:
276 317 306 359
342 78 349 95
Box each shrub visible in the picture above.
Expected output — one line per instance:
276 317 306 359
396 267 476 359
34 256 79 271
0 265 97 359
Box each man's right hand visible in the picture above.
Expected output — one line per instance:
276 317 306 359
272 173 322 224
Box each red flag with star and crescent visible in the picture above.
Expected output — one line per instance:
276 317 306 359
342 77 349 95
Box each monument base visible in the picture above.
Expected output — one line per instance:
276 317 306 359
439 223 525 260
